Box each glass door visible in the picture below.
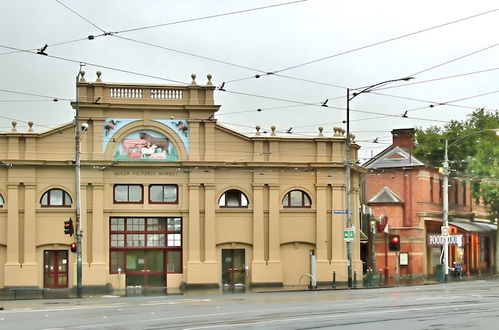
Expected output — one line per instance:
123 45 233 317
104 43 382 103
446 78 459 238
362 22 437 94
221 249 245 288
126 250 166 287
44 250 69 288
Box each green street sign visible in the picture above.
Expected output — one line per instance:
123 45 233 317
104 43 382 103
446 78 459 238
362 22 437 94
343 229 354 241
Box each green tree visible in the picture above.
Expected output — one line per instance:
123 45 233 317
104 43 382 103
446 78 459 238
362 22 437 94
414 108 499 219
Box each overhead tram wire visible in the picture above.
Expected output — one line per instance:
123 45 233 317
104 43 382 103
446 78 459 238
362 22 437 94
3 41 494 129
56 0 107 34
221 8 499 85
273 8 499 74
112 0 312 34
112 35 266 74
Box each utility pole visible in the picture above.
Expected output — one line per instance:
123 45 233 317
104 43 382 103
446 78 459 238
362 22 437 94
442 139 450 281
75 67 84 298
344 77 414 288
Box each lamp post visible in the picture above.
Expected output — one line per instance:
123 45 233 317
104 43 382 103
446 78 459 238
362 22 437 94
345 77 413 288
75 67 85 298
441 128 499 280
369 216 377 286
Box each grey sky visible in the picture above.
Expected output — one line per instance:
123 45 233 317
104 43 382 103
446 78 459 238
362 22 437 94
1 0 498 161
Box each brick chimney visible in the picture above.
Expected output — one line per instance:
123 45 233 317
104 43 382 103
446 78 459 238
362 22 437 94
391 128 415 151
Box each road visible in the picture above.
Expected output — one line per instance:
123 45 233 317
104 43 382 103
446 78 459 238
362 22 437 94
1 278 499 329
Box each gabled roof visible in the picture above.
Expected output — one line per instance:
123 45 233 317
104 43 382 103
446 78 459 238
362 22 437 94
368 186 404 204
364 146 425 169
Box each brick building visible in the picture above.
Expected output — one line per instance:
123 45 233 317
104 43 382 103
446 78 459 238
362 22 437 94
363 128 496 280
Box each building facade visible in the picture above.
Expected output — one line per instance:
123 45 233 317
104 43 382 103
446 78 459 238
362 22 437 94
363 129 496 280
0 72 364 292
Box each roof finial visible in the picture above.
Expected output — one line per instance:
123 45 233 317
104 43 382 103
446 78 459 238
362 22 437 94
207 74 213 86
191 73 197 85
11 121 17 131
28 121 34 132
255 125 261 136
271 125 276 136
79 71 86 82
318 126 323 137
96 71 102 82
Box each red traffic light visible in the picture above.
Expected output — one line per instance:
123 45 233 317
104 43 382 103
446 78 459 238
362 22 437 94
70 242 77 253
389 234 400 251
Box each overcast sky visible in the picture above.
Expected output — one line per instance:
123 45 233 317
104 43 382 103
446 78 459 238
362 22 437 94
1 0 498 161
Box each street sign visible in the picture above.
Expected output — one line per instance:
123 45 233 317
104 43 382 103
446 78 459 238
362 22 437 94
441 225 449 237
343 229 354 241
334 210 348 214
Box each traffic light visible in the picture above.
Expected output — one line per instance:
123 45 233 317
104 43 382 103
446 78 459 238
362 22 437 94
64 218 74 236
389 234 400 251
70 242 77 253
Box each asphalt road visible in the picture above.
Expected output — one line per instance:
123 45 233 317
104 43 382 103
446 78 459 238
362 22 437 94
1 278 499 329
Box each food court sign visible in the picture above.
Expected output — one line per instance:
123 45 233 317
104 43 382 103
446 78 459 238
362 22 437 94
428 234 463 247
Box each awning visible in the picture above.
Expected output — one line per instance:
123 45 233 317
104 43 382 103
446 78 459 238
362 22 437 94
449 219 497 233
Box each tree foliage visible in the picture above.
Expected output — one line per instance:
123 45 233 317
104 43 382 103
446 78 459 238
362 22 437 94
414 109 499 219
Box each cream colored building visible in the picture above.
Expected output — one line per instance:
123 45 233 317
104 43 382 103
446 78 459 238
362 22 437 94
0 72 363 293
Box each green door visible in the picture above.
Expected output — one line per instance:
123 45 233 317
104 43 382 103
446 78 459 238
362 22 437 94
126 250 166 287
221 249 245 288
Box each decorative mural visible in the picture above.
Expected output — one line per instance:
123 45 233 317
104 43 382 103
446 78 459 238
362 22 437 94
102 118 189 160
113 129 178 161
153 119 189 152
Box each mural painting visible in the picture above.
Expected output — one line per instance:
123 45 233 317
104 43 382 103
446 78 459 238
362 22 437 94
113 130 178 161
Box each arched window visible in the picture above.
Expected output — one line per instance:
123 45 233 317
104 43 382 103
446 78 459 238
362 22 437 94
0 194 4 208
218 189 249 208
282 189 311 208
41 188 72 207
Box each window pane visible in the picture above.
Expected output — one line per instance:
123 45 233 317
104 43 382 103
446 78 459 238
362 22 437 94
146 250 164 271
64 192 72 205
129 185 142 202
147 218 167 231
226 190 240 206
167 251 181 272
167 218 181 231
167 233 181 246
115 186 128 202
150 185 164 202
290 190 302 206
218 194 226 206
50 189 63 205
241 194 248 207
111 234 125 247
110 251 125 273
127 234 145 247
303 194 311 206
282 194 289 206
127 218 145 231
111 218 125 231
41 193 48 205
146 234 166 247
0 194 3 206
164 185 177 202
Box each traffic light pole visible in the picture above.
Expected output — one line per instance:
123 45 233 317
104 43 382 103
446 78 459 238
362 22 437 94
75 68 83 298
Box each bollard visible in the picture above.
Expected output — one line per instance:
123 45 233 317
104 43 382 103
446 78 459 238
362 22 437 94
332 270 336 289
379 269 383 287
353 271 357 288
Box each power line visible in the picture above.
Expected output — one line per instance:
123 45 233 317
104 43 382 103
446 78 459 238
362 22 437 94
113 0 312 35
274 8 499 73
56 0 107 33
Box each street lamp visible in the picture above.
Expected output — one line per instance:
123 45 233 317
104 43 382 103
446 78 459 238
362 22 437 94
441 128 498 280
345 76 413 288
